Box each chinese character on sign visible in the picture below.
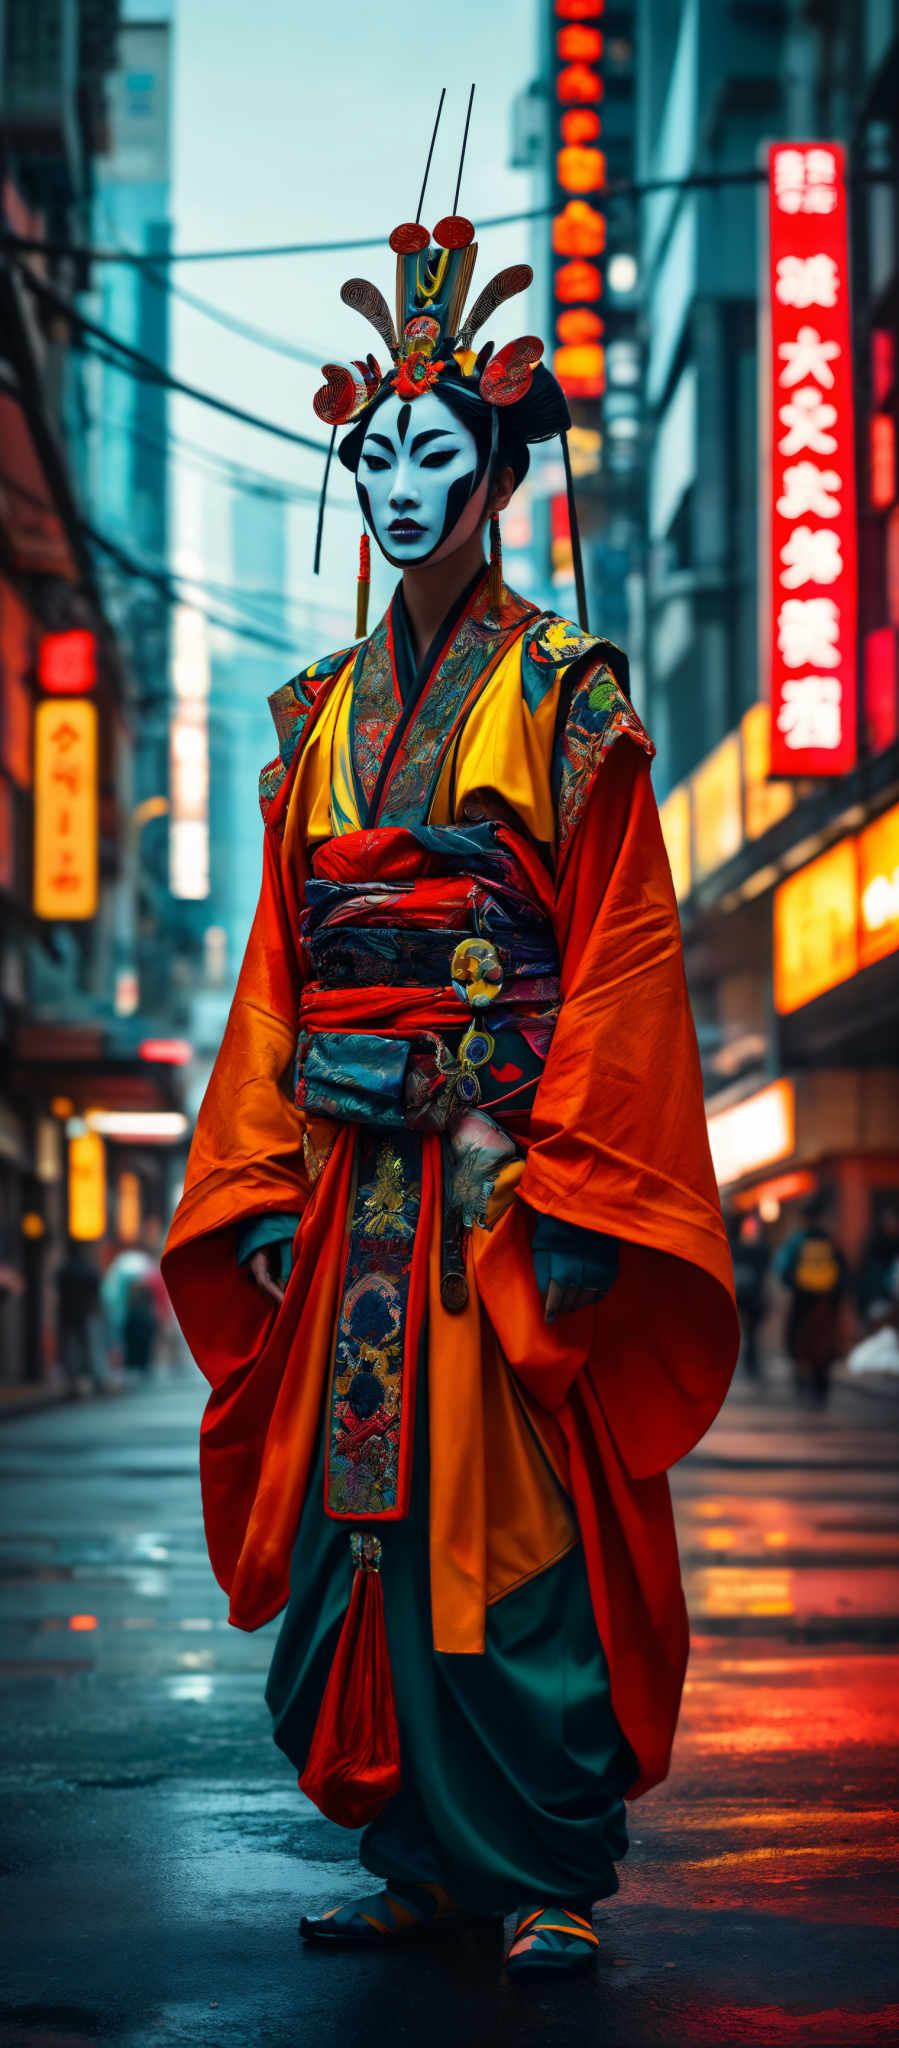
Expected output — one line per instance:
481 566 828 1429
773 147 838 215
778 387 838 455
777 596 841 668
777 462 842 519
776 677 843 750
778 326 840 388
767 144 856 774
775 253 839 308
33 699 98 919
779 526 843 589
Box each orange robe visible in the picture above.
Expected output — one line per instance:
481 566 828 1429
163 581 738 1797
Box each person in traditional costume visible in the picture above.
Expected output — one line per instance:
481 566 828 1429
163 100 738 1977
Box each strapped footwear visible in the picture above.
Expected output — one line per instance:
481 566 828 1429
299 1879 461 1945
506 1902 599 1976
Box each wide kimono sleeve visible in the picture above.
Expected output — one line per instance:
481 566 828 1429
475 684 739 1478
162 796 312 1389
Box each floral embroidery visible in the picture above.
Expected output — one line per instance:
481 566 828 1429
325 1133 421 1520
258 647 354 826
553 659 654 864
392 351 445 399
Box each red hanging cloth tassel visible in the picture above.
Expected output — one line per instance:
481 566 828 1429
355 532 371 640
298 1532 401 1828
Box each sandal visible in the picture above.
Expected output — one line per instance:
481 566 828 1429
506 1902 599 1976
299 1879 461 1945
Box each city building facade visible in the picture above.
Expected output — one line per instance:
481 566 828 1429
636 0 899 1261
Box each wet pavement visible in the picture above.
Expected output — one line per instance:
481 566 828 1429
0 1360 897 2048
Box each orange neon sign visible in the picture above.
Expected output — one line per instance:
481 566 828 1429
554 259 602 304
557 145 606 194
553 343 605 399
33 698 98 919
560 108 601 145
556 62 602 102
558 24 603 59
858 801 899 970
553 201 606 259
774 838 859 1013
556 307 603 344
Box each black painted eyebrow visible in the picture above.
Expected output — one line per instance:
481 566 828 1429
367 432 395 454
410 428 454 456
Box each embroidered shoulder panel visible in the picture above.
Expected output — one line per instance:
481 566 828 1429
258 645 355 825
553 659 654 863
522 613 631 716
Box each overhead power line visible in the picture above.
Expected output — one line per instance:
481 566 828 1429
89 403 355 511
2 166 892 270
0 464 342 653
17 266 331 455
0 172 769 268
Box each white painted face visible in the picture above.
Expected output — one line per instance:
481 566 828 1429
356 390 488 567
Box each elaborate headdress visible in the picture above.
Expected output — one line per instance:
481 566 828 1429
312 88 589 630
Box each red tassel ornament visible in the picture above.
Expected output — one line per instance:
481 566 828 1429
355 532 371 640
298 1532 401 1828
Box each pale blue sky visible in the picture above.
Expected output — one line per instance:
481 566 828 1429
159 0 540 627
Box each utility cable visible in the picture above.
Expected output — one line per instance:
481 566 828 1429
16 266 331 454
0 171 782 267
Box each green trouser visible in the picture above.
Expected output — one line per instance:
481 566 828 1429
266 1348 635 1916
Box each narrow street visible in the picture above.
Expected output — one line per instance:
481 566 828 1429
0 1361 897 2048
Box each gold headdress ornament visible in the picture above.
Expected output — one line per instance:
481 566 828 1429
311 88 589 632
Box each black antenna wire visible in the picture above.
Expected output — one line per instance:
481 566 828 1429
313 424 338 575
452 84 476 215
415 89 446 224
561 429 590 634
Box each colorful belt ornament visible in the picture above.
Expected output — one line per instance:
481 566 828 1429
450 937 503 1107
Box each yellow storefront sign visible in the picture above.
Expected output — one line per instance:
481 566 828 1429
858 801 899 971
69 1130 107 1241
774 838 859 1014
659 784 692 902
34 699 98 919
707 1078 795 1188
693 735 742 881
742 703 794 840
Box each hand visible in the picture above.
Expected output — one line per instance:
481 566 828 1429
248 1243 287 1307
543 1278 601 1324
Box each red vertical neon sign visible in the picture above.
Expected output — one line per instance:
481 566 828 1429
767 143 857 775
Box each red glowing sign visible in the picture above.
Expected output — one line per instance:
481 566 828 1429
560 108 601 144
38 629 97 696
552 200 605 258
870 414 896 509
557 24 603 59
139 1038 194 1065
766 143 858 775
554 259 602 304
556 307 603 343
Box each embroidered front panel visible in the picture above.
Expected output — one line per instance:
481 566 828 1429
325 1132 422 1521
375 613 522 827
349 584 537 831
348 619 396 813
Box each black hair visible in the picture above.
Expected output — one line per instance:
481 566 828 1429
338 360 570 491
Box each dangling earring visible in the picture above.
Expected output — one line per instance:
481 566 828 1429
355 531 371 639
488 513 503 615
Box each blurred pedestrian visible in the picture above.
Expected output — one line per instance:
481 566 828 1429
729 1211 770 1380
857 1204 899 1330
123 1272 158 1374
56 1243 106 1390
776 1191 847 1405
